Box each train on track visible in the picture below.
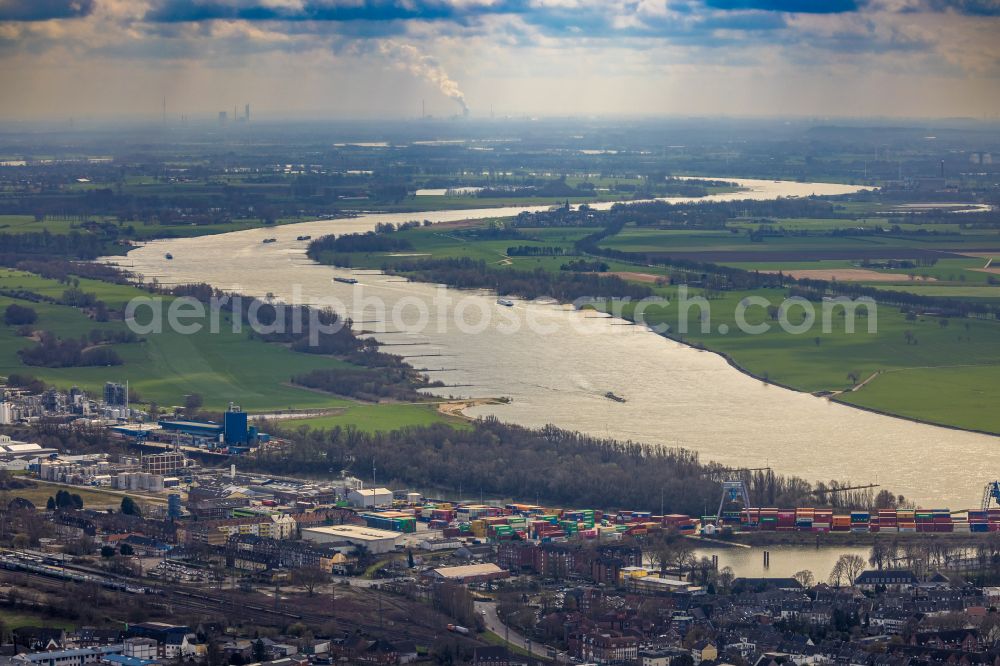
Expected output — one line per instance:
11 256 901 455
0 553 159 595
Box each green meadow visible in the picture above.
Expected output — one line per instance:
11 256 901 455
278 403 466 433
0 270 362 414
837 364 999 433
609 286 1000 432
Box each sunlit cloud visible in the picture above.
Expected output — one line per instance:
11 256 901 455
0 0 997 119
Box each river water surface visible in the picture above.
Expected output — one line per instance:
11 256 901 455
691 545 874 580
105 179 999 508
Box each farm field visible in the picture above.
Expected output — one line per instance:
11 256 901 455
604 224 1000 305
600 226 1000 261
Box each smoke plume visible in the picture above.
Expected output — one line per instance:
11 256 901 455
379 41 468 116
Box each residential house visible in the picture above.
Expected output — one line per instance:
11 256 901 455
639 647 690 666
690 640 718 665
12 628 66 651
576 633 638 665
855 570 920 592
473 646 510 666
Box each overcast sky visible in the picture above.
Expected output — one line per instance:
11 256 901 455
0 0 998 121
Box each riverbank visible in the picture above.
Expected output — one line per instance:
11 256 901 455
725 530 999 548
438 398 506 421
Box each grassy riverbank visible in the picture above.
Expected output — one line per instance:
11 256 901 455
274 403 467 433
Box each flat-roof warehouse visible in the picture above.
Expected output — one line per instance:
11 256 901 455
427 563 509 584
301 524 403 554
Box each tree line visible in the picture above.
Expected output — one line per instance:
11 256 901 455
512 196 842 230
18 331 123 368
0 230 120 261
246 417 884 516
291 367 438 402
371 256 653 302
306 231 413 254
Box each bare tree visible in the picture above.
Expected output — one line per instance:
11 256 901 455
716 566 735 594
293 566 329 596
869 539 898 570
830 554 866 586
671 538 696 576
792 569 815 589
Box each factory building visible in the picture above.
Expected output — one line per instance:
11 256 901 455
104 382 127 407
157 420 224 443
156 406 264 451
141 452 186 475
301 525 402 554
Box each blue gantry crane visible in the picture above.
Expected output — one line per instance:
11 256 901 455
717 480 753 525
981 481 1000 511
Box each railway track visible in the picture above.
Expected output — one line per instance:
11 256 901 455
0 557 309 626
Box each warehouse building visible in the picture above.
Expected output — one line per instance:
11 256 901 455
347 488 393 509
426 563 509 584
300 525 402 554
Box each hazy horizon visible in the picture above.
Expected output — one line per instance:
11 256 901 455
1 0 998 122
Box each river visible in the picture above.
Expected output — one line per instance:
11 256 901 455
104 178 1000 508
691 544 873 580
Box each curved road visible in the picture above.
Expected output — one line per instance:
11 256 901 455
475 600 562 662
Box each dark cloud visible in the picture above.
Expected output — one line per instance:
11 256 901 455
144 0 529 23
0 0 93 21
699 11 788 30
704 0 861 13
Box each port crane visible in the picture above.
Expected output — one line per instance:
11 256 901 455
717 480 754 520
810 482 880 498
981 481 1000 511
710 477 880 528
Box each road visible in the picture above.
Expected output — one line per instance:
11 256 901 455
475 600 559 662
